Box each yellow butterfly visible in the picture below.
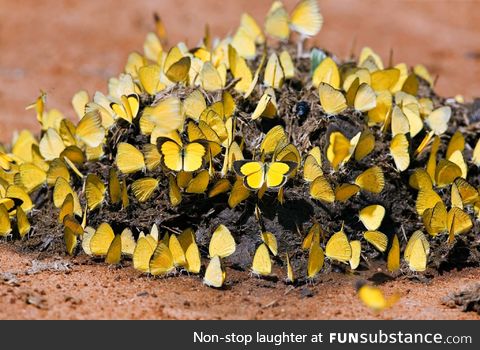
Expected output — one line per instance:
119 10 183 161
265 1 290 40
264 53 285 89
0 204 12 237
363 231 388 252
16 206 31 238
387 234 400 272
402 103 423 137
149 243 175 276
446 131 465 160
252 243 272 276
143 32 162 62
354 130 375 161
105 234 122 265
335 183 360 202
472 138 480 166
353 83 377 112
168 174 182 207
131 177 159 202
39 128 66 161
448 150 467 179
402 73 419 96
120 228 136 256
209 225 236 258
279 50 295 79
116 143 145 174
326 131 360 170
354 166 385 194
414 131 434 157
370 68 400 92
414 64 434 86
416 188 442 216
200 62 225 91
309 175 334 203
390 133 410 171
303 147 323 182
452 178 478 206
260 125 288 155
90 223 115 256
138 64 165 95
75 111 105 148
357 283 400 312
307 242 324 279
422 201 447 236
169 234 187 267
110 94 140 124
178 228 201 273
290 0 323 37
143 144 162 171
359 47 384 71
16 163 46 194
163 46 191 83
447 207 473 243
158 138 206 172
184 90 207 121
0 152 13 171
133 236 157 273
313 57 340 89
108 168 121 205
85 174 106 211
285 253 295 283
435 159 462 188
233 160 296 191
325 229 351 263
251 89 277 120
53 177 82 216
425 106 451 135
64 222 78 256
47 159 70 187
142 97 184 134
209 179 232 198
228 45 254 93
359 205 385 231
204 255 226 288
261 231 278 256
228 178 251 208
404 231 429 272
349 240 361 270
367 90 392 126
302 223 321 250
318 83 347 115
426 136 441 184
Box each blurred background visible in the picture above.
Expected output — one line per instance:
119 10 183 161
0 0 479 142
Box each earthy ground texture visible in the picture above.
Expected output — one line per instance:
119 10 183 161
1 0 480 320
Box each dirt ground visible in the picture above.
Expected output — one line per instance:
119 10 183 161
0 0 480 320
1 244 479 320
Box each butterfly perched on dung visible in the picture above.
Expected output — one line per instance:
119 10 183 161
233 160 297 191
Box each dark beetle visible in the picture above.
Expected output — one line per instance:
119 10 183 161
295 101 310 125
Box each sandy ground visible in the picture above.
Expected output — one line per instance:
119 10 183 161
1 244 479 320
0 0 480 319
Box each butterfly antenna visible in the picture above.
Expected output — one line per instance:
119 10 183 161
348 35 357 60
433 74 439 88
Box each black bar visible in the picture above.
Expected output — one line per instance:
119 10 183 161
0 321 477 349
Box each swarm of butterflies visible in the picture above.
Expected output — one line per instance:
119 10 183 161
1 0 479 293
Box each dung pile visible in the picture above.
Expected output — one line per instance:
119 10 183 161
0 0 479 288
